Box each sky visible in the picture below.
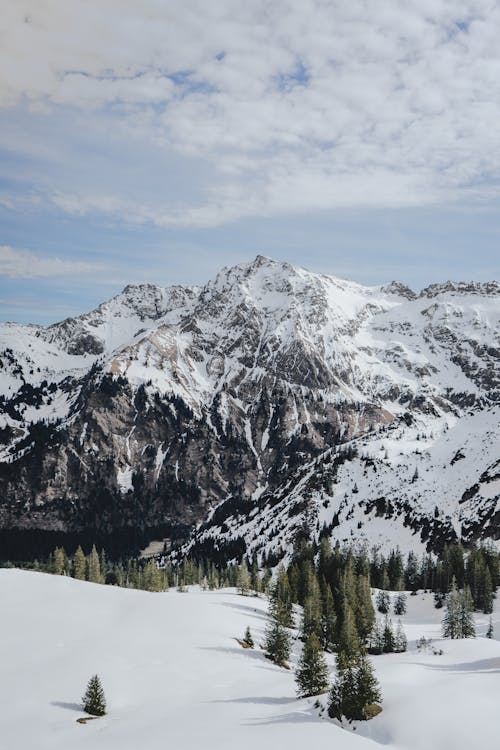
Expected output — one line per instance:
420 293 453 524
1 0 500 324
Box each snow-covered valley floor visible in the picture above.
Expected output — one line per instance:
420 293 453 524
2 570 500 750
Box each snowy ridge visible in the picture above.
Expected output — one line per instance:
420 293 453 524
0 255 498 556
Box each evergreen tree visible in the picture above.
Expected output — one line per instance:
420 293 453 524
376 590 390 614
328 651 382 722
442 581 476 638
243 626 254 648
301 573 322 641
237 562 251 596
382 617 395 653
393 592 407 616
52 546 68 576
73 545 86 580
269 565 294 628
321 584 337 651
458 586 476 638
87 545 102 584
394 621 407 653
339 600 360 657
367 619 384 655
295 633 330 698
264 610 291 667
486 616 494 639
82 674 106 716
327 651 355 721
355 574 375 641
354 654 382 720
144 559 162 592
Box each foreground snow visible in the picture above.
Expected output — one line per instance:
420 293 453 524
1 570 500 750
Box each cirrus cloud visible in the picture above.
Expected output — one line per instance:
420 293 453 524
0 245 108 279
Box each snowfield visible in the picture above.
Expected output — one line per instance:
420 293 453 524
2 570 500 750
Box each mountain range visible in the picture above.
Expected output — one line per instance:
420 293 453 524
0 255 498 560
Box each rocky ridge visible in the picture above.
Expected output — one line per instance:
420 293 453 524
0 256 498 560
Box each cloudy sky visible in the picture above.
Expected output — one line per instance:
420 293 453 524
1 0 499 323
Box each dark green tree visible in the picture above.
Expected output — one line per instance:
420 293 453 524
82 674 106 716
393 592 407 616
243 626 254 648
295 633 330 698
376 591 390 614
264 611 291 666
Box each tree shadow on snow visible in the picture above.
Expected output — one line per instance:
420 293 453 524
423 656 500 673
211 696 296 706
219 601 268 621
243 709 319 726
51 701 83 712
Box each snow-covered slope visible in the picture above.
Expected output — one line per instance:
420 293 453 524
0 256 498 557
1 570 499 750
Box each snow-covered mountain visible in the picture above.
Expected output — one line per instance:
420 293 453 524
0 256 498 559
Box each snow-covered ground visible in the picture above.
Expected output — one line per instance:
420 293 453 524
1 570 500 750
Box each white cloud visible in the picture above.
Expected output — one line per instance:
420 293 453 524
0 246 107 278
2 1 500 225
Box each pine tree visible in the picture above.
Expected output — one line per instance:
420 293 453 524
393 592 407 616
339 600 360 657
394 621 407 653
328 651 382 722
52 547 68 576
327 651 355 721
382 617 395 653
376 590 390 614
367 619 384 655
237 562 251 596
73 546 86 580
458 586 476 638
82 674 106 716
243 626 254 648
264 611 291 667
355 574 375 641
87 545 102 584
144 559 162 592
486 616 494 639
354 654 382 720
295 633 330 698
269 565 294 628
442 581 476 638
301 573 323 641
321 585 337 651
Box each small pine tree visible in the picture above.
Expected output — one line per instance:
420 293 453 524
367 619 384 655
486 616 494 639
295 633 330 698
458 586 476 638
442 582 476 639
82 674 106 716
382 617 395 653
243 626 254 648
376 591 390 614
393 592 407 616
394 621 407 653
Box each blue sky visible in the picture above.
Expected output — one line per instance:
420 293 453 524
1 1 499 324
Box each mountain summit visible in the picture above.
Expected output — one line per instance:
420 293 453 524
0 257 498 560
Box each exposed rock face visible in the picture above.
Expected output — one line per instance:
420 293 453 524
0 256 498 558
